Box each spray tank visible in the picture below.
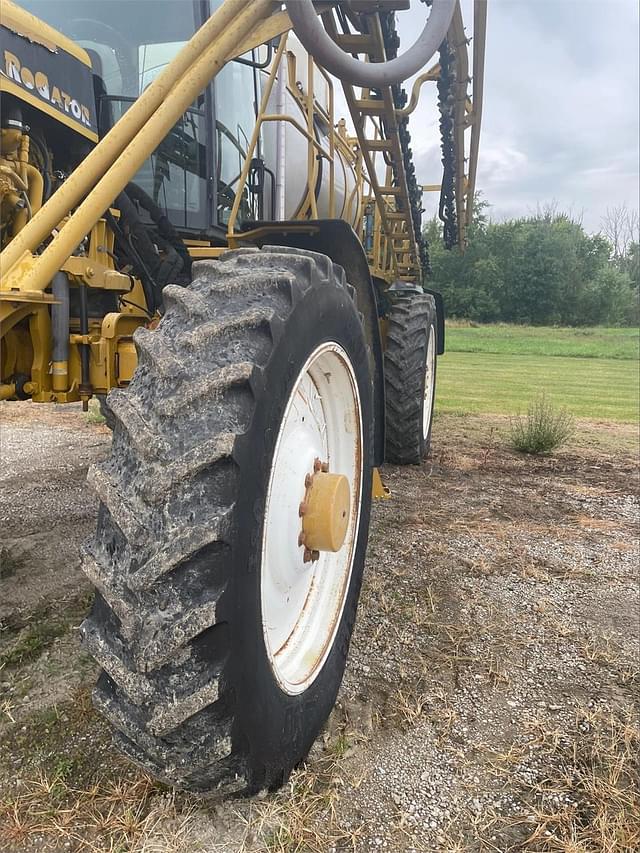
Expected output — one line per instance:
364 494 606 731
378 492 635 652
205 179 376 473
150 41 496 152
260 35 360 227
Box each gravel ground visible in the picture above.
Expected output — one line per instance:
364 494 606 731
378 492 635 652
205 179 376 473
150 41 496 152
0 402 638 852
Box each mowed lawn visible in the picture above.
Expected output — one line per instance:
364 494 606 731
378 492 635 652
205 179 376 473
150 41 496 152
437 325 639 422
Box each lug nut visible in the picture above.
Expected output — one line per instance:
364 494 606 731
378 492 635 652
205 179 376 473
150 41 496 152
311 550 320 562
321 462 329 473
298 531 306 547
304 473 313 488
299 501 308 517
303 547 313 563
313 458 322 473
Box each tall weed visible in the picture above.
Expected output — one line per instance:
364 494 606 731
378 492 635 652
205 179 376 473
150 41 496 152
509 393 574 454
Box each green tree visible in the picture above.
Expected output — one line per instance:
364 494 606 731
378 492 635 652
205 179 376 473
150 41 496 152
423 200 638 326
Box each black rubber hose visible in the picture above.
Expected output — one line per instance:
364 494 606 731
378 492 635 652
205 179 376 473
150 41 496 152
51 271 69 364
112 193 159 313
28 135 52 201
78 282 92 402
125 182 191 277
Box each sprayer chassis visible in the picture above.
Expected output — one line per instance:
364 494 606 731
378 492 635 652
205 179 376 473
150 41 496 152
0 0 486 793
0 0 485 409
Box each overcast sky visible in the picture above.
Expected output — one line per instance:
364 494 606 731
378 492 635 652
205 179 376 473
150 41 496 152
392 0 640 233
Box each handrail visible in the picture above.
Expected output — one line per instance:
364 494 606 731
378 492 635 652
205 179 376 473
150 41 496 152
395 64 440 118
227 33 349 237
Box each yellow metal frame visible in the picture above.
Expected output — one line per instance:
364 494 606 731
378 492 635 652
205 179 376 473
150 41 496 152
323 11 424 281
372 467 391 499
228 34 326 239
0 0 276 287
0 0 486 403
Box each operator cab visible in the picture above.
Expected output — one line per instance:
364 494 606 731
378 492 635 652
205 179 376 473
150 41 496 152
20 0 264 239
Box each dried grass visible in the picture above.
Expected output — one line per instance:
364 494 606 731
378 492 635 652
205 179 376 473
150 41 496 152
0 770 182 852
471 706 640 853
249 755 363 852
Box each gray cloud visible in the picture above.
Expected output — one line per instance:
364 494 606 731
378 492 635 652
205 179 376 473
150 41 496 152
394 0 639 232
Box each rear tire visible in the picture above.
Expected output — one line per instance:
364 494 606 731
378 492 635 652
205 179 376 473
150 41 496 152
80 247 373 793
97 395 115 431
384 293 438 464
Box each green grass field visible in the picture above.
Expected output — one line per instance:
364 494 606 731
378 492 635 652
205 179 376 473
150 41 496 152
437 324 639 422
445 323 639 360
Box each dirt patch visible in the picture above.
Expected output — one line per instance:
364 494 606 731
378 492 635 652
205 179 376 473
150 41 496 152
0 402 111 626
0 406 638 852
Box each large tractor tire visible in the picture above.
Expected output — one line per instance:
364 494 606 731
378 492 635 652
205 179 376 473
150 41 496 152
80 247 373 794
384 293 438 464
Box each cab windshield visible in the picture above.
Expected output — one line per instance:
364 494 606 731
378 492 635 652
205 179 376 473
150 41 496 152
20 0 205 98
20 0 258 233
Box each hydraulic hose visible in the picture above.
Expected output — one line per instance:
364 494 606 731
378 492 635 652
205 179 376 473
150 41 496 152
51 271 69 393
51 272 69 364
78 281 92 408
285 0 456 87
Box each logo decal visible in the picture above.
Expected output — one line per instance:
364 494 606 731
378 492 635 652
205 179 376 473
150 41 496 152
2 48 94 129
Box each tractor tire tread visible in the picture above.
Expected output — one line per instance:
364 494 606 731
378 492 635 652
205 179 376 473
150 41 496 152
81 246 360 792
384 293 437 465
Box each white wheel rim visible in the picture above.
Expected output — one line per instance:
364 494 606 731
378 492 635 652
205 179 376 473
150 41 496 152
261 342 363 695
422 326 436 441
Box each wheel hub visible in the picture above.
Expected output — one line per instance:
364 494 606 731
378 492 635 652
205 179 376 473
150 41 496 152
299 461 351 560
261 341 363 695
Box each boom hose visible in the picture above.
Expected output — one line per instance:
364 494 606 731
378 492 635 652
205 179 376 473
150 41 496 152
285 0 456 87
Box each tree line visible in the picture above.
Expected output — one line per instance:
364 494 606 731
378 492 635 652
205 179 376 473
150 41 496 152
424 200 639 326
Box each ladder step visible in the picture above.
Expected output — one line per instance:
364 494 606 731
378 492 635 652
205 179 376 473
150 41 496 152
348 0 410 9
379 186 401 195
355 99 386 114
364 139 393 151
386 212 407 219
334 34 376 53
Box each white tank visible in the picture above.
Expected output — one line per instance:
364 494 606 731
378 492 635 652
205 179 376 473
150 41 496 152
260 38 360 228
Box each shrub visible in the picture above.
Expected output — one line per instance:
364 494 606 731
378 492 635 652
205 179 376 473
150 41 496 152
509 393 574 454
